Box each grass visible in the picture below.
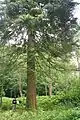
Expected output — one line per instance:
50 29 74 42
0 107 80 120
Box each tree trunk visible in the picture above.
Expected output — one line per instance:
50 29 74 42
76 52 80 78
26 31 37 111
45 84 47 96
17 49 23 97
18 74 22 97
0 85 3 105
49 80 52 96
48 59 52 96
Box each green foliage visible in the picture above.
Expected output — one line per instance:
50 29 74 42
38 86 80 111
1 81 80 119
1 97 80 120
1 82 80 111
0 97 12 110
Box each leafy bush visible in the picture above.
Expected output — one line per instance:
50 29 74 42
0 97 26 110
1 86 80 120
0 97 12 110
38 88 80 111
1 87 80 111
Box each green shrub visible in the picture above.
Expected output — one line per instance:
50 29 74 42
37 89 80 111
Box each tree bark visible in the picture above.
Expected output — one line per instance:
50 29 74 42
76 52 80 78
18 74 22 97
45 84 47 96
48 59 52 96
49 80 52 96
0 85 3 105
17 49 23 97
26 31 37 111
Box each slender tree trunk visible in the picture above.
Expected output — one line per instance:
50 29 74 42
26 31 37 111
18 74 22 97
17 49 23 97
0 85 3 105
76 52 80 78
45 84 47 96
48 59 52 96
49 80 52 96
